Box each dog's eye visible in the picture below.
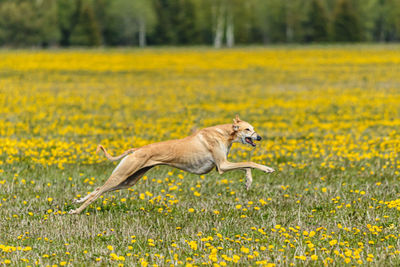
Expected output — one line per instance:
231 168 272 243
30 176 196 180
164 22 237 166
245 128 250 131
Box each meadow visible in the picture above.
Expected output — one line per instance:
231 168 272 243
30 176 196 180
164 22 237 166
1 45 400 266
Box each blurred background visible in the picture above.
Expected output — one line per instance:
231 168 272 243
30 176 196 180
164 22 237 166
0 0 399 48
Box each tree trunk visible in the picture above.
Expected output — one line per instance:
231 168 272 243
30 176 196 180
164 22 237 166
285 0 293 42
214 3 225 48
286 25 293 42
226 5 234 47
138 16 146 47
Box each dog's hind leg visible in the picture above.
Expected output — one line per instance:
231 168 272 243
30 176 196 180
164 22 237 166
113 166 153 190
71 157 134 204
73 187 100 204
69 154 153 214
69 173 134 214
69 168 151 214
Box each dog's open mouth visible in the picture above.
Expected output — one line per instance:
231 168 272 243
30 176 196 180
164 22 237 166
245 137 256 147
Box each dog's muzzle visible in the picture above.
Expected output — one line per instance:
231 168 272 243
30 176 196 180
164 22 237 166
245 134 261 147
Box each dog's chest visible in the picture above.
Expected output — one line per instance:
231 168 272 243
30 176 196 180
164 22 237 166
180 155 215 175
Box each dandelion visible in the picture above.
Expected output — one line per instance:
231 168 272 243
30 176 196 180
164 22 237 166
187 241 197 250
232 255 240 263
310 255 318 261
329 240 338 246
240 247 250 254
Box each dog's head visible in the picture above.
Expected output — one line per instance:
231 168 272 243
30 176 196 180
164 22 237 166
232 115 262 147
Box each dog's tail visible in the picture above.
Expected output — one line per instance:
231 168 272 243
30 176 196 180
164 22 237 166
96 144 136 161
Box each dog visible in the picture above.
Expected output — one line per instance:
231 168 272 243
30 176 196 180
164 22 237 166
69 115 274 214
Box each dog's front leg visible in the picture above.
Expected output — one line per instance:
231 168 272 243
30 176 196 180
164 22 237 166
245 168 252 190
218 160 274 174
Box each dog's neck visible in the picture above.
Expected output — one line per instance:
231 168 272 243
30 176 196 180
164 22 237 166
217 124 239 146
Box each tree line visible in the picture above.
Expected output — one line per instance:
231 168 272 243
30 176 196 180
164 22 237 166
0 0 399 47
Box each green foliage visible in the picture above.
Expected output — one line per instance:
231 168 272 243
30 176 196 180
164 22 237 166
70 1 101 46
0 0 58 46
233 1 255 44
174 0 198 44
304 0 329 42
332 0 362 42
256 0 287 43
0 0 399 46
151 0 177 45
57 0 80 46
371 0 400 41
106 0 156 45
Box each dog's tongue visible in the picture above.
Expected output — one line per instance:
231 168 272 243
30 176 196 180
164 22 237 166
245 137 256 147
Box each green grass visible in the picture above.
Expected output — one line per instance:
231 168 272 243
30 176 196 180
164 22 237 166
1 157 400 266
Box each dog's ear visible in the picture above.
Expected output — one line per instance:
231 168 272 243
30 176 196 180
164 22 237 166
233 114 241 124
232 114 240 132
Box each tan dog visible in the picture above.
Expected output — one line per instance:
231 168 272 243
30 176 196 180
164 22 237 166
69 115 274 214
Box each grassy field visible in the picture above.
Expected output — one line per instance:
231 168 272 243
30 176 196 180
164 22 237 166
1 46 400 266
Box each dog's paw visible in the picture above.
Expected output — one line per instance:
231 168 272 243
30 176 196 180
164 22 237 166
73 198 85 204
68 209 78 215
264 167 275 173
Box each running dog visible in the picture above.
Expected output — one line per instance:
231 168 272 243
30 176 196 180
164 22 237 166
69 115 274 214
